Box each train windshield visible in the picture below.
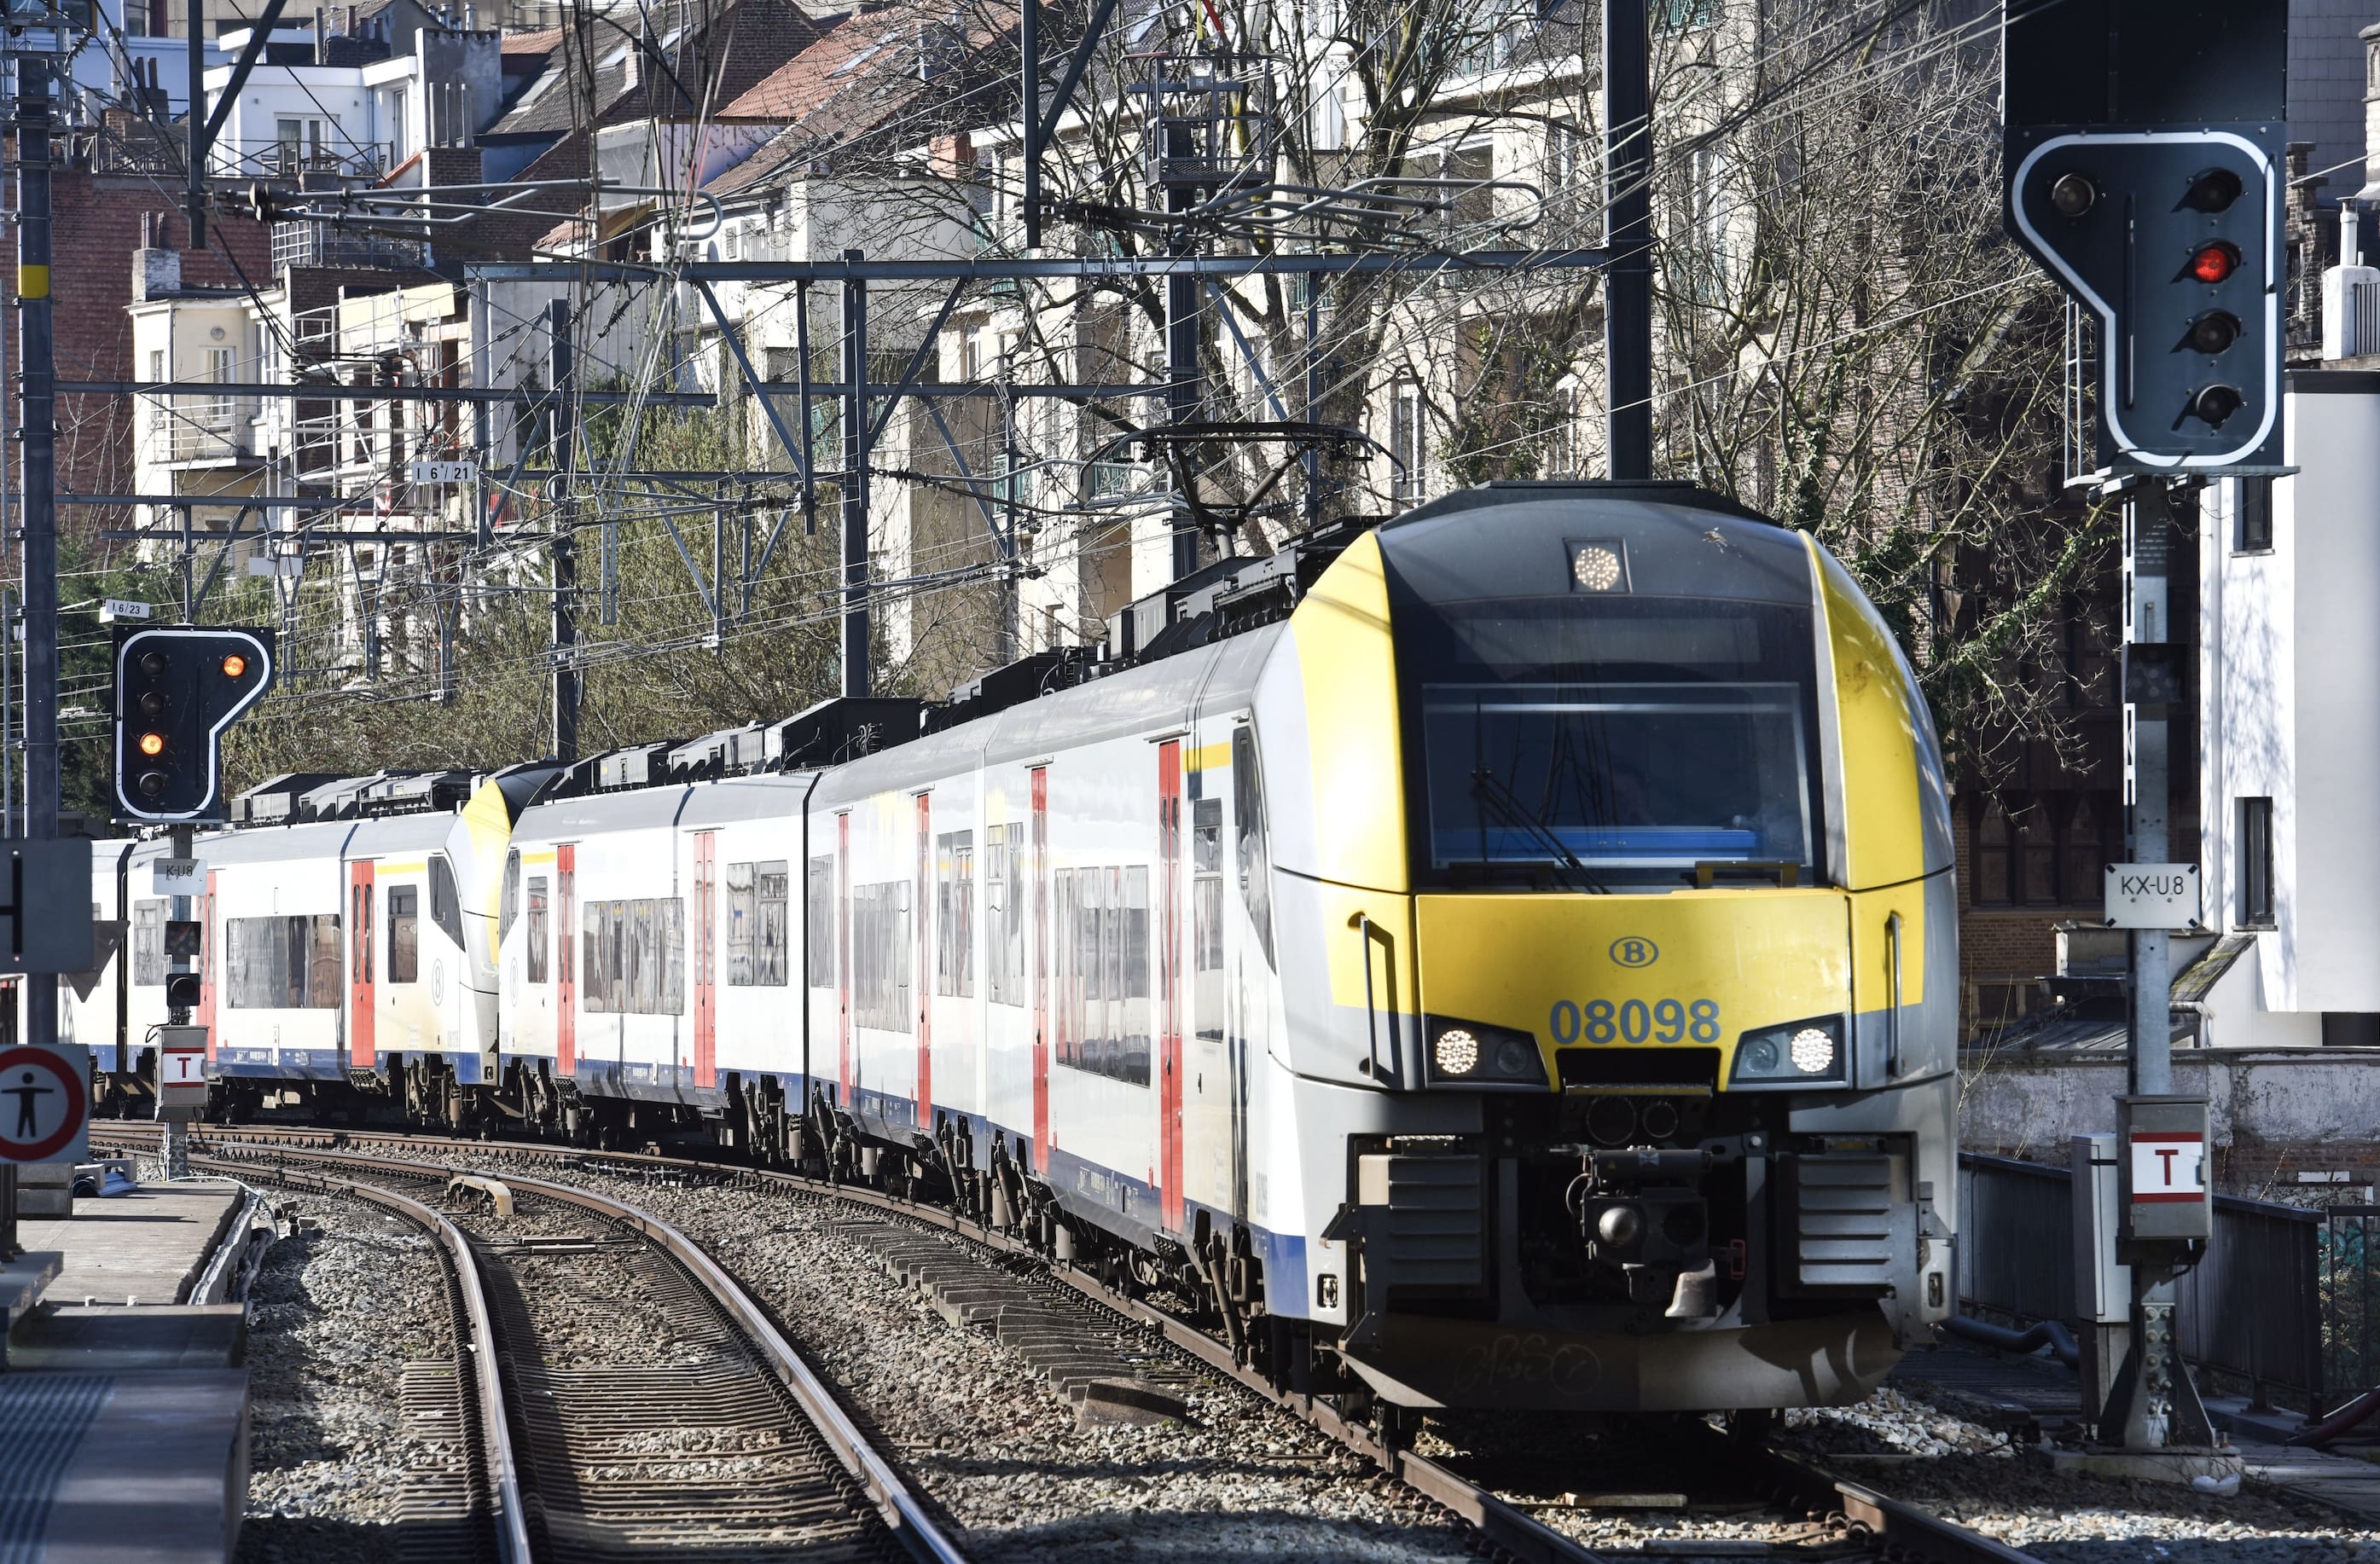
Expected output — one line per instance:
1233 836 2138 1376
1402 598 1822 889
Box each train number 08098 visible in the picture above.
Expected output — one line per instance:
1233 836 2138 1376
1551 998 1721 1045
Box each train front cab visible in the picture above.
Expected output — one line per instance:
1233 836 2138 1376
1262 484 1957 1414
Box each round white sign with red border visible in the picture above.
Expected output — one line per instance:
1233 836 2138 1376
0 1046 89 1163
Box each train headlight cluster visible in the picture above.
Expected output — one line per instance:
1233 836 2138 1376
1729 1015 1848 1087
1564 537 1629 593
1789 1027 1835 1075
1424 1017 1546 1088
1433 1028 1480 1076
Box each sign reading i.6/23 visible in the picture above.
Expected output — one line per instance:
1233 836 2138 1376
0 1044 90 1166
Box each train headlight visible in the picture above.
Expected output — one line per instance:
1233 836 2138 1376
1789 1027 1835 1075
1564 536 1630 593
1424 1017 1546 1088
1433 1028 1479 1076
1729 1016 1848 1087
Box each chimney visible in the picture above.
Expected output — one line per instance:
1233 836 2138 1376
133 223 182 302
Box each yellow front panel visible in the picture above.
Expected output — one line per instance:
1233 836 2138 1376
1290 531 1408 893
1812 542 1927 890
1415 890 1851 1076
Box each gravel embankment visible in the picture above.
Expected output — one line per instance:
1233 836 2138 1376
234 1191 459 1564
235 1142 2380 1563
506 1161 1475 1562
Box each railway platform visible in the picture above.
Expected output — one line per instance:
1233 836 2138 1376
2 1176 258 1562
1892 1335 2380 1521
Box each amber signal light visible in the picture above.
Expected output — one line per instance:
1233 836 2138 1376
137 732 165 756
220 653 247 678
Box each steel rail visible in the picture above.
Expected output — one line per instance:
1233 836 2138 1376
167 1133 971 1564
104 1122 2047 1564
194 1153 532 1564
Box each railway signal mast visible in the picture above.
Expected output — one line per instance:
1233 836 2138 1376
2001 0 2286 1474
110 628 276 1173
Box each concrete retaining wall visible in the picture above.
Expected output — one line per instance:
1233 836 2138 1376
1958 1047 2380 1190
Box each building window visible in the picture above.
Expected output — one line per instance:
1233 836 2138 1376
1544 380 1580 478
2062 796 2110 907
1390 378 1424 504
1973 799 2012 907
2235 477 2273 553
2016 804 2058 906
2239 796 2276 928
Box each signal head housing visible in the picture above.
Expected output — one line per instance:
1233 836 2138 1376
112 626 276 822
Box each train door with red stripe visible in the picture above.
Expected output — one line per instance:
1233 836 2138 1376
692 831 717 1090
914 794 932 1129
837 813 852 1107
1158 742 1184 1231
1030 767 1048 1170
556 843 577 1075
198 872 218 1058
348 860 376 1070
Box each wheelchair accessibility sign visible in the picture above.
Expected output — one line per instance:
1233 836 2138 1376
0 1045 90 1164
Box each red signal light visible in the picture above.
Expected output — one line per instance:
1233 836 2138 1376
2190 242 2239 285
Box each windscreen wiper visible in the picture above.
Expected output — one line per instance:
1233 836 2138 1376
1471 768 1608 894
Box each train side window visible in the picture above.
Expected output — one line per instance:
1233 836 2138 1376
850 880 910 1028
1193 875 1223 1046
754 862 788 985
226 914 342 1009
1233 727 1276 969
582 901 606 1011
500 849 521 943
805 856 837 988
388 886 420 984
428 856 463 949
936 831 973 998
525 876 549 983
985 825 1024 1006
132 899 166 984
1193 798 1221 873
727 861 758 984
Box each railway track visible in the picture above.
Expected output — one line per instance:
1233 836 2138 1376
136 1130 967 1564
102 1121 2038 1564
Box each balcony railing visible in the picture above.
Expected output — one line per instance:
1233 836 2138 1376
272 221 432 273
153 412 254 463
215 141 395 182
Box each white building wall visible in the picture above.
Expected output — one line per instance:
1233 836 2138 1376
2199 376 2380 1047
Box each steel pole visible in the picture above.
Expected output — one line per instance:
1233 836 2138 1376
1602 0 1651 480
18 58 58 1051
840 256 869 698
547 298 578 762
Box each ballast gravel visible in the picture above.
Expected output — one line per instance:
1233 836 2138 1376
486 1159 1476 1562
232 1190 457 1564
224 1138 2380 1563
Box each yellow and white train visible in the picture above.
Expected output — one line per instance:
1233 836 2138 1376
62 481 1956 1415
